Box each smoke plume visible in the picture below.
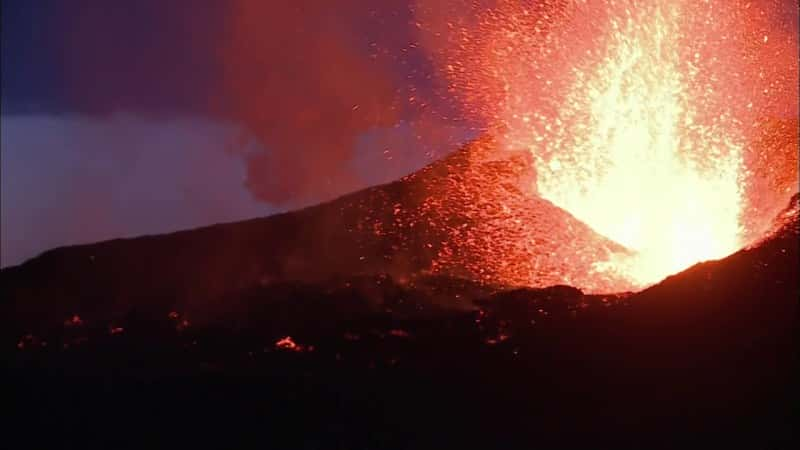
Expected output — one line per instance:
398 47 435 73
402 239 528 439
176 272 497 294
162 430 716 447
220 1 420 205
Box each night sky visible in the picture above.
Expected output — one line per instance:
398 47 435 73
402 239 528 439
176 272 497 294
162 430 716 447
1 0 477 267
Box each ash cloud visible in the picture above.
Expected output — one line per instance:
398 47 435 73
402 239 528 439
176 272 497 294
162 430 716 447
5 0 460 206
218 1 435 205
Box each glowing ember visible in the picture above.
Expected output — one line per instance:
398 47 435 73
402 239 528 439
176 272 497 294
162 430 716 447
275 336 312 352
64 315 84 327
275 336 299 351
416 0 798 288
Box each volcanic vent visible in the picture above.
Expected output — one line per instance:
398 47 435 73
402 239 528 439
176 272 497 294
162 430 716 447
343 132 632 292
416 0 799 288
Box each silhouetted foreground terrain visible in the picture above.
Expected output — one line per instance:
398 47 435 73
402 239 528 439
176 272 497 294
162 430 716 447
4 193 797 449
3 122 798 450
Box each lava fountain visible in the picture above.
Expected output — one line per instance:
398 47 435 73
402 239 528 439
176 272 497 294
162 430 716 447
416 0 798 289
532 1 744 286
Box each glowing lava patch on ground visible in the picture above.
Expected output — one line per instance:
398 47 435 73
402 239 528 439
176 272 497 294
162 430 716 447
416 0 798 289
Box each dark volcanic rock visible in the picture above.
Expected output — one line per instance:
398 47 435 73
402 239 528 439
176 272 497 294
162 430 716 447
3 195 797 449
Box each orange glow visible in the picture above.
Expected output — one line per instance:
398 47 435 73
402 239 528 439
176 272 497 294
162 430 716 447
275 336 298 351
417 0 798 290
529 1 744 287
275 336 311 352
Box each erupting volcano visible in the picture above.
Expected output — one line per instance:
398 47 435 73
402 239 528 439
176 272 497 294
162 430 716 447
4 1 799 448
416 0 798 289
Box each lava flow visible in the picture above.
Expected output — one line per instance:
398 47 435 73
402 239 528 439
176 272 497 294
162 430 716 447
417 0 799 289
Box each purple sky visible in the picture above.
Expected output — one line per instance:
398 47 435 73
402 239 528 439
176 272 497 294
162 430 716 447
1 115 265 266
0 113 474 267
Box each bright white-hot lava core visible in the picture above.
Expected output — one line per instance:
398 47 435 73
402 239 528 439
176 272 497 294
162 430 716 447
532 1 745 286
416 0 798 289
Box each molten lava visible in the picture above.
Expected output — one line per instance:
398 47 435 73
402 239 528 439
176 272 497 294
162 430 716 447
417 0 798 289
531 1 745 286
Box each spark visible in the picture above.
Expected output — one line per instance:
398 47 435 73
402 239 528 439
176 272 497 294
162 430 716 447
414 0 798 289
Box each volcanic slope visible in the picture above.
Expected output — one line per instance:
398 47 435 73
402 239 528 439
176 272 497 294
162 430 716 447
1 134 628 331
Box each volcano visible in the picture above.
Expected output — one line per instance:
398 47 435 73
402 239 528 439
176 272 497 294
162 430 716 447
3 128 799 448
1 133 635 334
